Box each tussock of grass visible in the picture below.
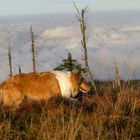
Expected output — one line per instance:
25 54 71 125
0 84 140 140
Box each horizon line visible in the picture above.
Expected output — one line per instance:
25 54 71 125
0 8 140 18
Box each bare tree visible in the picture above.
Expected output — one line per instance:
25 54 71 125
8 44 13 77
74 3 97 92
18 64 22 74
30 25 37 72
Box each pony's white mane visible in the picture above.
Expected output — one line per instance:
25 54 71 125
52 71 72 97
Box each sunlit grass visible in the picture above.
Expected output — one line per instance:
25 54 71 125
0 82 140 140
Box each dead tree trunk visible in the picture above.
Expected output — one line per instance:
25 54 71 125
30 25 36 73
74 4 97 92
18 64 21 74
8 45 12 77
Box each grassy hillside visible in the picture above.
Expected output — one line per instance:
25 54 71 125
0 82 140 140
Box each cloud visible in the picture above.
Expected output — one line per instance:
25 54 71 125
0 12 140 81
119 25 140 32
41 26 79 39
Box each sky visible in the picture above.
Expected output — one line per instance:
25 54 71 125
0 1 140 81
0 0 140 16
0 11 140 81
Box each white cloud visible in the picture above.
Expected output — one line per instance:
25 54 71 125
0 12 140 81
119 25 140 32
41 26 79 39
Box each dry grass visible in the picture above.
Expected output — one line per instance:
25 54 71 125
0 82 140 140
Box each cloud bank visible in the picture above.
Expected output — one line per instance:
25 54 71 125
0 11 140 81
